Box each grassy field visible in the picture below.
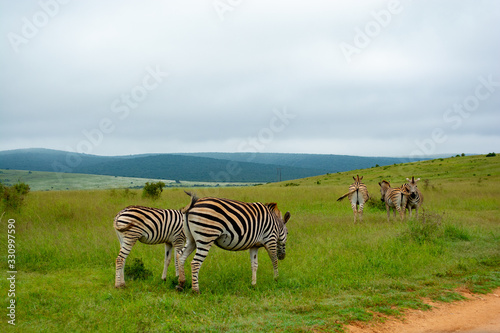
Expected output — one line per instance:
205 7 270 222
0 169 255 191
1 154 499 332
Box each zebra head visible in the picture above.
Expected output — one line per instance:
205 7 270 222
405 176 420 196
378 180 391 202
277 211 291 260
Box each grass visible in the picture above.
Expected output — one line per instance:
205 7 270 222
0 154 499 332
0 169 256 191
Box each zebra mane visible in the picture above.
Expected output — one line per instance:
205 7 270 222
265 202 278 211
265 202 283 221
379 180 391 187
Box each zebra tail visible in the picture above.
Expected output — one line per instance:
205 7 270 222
337 190 355 201
181 191 199 214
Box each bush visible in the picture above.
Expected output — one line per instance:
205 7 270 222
124 258 152 281
1 181 30 211
142 181 165 200
365 196 386 212
486 152 496 157
402 211 443 244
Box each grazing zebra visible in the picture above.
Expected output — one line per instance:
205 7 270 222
401 176 424 218
176 192 291 293
378 180 409 221
337 175 370 222
114 206 185 288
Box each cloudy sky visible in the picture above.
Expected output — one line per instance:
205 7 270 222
1 0 499 158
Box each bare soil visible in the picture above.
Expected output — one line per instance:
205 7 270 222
347 288 500 333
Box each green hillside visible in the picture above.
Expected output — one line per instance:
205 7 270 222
275 153 500 188
0 154 498 332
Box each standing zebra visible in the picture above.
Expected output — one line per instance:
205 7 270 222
337 175 370 222
401 176 424 218
114 206 185 288
378 180 409 222
177 192 291 293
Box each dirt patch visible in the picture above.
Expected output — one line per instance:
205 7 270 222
347 288 500 333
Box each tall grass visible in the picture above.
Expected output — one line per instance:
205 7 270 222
1 154 499 332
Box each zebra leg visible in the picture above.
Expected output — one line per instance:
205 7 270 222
176 239 196 291
190 241 215 294
396 206 404 221
172 238 185 278
386 204 391 222
350 197 357 223
162 243 173 281
249 247 259 286
408 206 413 219
358 203 365 222
115 232 138 288
264 243 280 281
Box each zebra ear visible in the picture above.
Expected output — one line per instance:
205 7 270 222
359 176 363 181
284 212 291 224
353 176 356 181
378 182 381 186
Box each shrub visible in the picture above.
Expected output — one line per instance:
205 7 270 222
124 258 152 281
1 181 30 211
486 152 496 157
142 181 165 200
365 196 386 212
402 211 443 244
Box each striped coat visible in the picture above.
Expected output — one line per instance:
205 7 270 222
402 176 424 218
114 206 185 288
177 192 291 293
337 175 370 222
378 180 409 221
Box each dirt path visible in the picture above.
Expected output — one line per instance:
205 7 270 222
347 288 500 333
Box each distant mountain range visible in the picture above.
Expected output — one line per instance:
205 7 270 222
0 148 431 183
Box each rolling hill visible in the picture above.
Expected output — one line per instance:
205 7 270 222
0 148 431 183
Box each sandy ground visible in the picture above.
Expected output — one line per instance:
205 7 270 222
346 288 500 333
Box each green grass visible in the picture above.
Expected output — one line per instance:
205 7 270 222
0 169 256 191
0 154 499 332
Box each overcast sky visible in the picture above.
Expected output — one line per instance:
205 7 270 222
1 0 499 157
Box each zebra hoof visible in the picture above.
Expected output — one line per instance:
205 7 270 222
175 285 184 292
115 283 126 289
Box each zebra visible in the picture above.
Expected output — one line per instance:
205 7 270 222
113 206 185 288
176 192 291 293
378 180 409 222
401 176 424 218
337 175 370 222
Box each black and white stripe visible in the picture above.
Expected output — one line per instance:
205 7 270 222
337 175 370 222
401 176 424 218
378 180 409 221
114 206 185 288
177 192 291 293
